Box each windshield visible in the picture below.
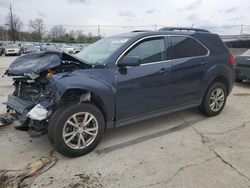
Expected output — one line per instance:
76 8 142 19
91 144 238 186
242 49 250 56
76 37 129 65
6 44 18 48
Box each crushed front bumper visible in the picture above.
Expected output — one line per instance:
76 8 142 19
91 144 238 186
4 94 34 114
4 94 51 123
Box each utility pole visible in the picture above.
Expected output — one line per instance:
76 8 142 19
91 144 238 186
240 24 244 35
4 24 9 41
154 24 157 31
97 24 100 36
9 4 15 43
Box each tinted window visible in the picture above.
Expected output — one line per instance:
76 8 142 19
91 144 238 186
125 38 167 64
170 36 208 59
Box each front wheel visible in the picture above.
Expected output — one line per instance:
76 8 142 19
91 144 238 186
48 103 105 157
199 82 227 116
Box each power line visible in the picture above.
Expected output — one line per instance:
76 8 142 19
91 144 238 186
3 23 250 36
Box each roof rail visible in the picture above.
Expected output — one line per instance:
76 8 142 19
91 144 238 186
158 27 210 33
131 30 153 33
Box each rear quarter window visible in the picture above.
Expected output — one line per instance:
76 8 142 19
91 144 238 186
169 36 208 59
196 34 230 55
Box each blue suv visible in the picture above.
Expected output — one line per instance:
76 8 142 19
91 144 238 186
5 27 235 157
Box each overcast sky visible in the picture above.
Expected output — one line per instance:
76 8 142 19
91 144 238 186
0 0 249 36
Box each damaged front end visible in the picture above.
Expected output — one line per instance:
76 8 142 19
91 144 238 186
4 77 56 134
4 51 90 134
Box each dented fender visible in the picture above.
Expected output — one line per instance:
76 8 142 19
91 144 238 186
49 72 116 127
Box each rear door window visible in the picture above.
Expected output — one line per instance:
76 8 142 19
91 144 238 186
169 36 208 59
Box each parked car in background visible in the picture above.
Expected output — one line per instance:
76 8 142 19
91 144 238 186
61 44 74 54
4 44 21 56
0 47 4 56
235 49 250 82
22 44 38 54
46 44 58 51
72 46 83 54
33 43 47 51
5 27 235 157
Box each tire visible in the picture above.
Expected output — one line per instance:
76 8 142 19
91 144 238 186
235 78 243 83
48 103 105 157
199 82 227 116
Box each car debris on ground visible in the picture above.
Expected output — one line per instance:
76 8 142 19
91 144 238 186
0 114 15 127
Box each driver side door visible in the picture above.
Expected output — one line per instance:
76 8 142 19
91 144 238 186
115 36 173 125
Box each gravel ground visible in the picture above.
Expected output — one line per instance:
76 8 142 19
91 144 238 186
1 55 250 188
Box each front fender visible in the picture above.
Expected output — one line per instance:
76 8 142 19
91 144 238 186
50 74 115 126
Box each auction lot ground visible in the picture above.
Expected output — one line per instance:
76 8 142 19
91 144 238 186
1 56 250 187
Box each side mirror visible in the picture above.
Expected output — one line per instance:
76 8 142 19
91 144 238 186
118 56 141 67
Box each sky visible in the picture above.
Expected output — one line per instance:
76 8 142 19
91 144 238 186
0 0 249 36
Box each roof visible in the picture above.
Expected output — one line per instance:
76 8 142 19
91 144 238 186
113 30 214 39
112 27 214 39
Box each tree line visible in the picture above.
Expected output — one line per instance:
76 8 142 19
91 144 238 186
0 4 101 44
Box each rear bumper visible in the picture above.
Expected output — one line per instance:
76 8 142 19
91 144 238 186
236 66 250 80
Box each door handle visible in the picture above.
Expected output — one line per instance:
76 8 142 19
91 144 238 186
201 61 207 66
160 68 167 74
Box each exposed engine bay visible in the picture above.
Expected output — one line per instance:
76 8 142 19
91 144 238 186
4 51 91 135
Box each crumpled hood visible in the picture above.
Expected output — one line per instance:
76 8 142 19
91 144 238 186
5 51 87 76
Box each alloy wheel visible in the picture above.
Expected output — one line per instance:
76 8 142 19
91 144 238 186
209 88 225 112
63 112 98 149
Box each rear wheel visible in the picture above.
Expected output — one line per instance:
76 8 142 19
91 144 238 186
199 82 227 116
48 103 105 157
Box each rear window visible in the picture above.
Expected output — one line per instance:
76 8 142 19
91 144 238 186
169 36 208 59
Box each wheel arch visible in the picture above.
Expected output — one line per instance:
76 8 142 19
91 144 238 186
200 74 231 106
201 63 234 101
208 75 230 95
60 88 109 129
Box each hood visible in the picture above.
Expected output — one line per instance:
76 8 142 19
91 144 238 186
6 51 88 76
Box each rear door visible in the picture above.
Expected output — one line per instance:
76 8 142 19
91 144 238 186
167 36 210 105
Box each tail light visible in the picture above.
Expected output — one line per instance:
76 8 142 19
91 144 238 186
230 55 236 69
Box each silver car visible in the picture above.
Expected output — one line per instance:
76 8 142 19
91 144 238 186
5 44 21 56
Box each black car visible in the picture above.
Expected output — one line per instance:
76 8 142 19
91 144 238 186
4 27 235 157
235 49 250 82
0 46 4 56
